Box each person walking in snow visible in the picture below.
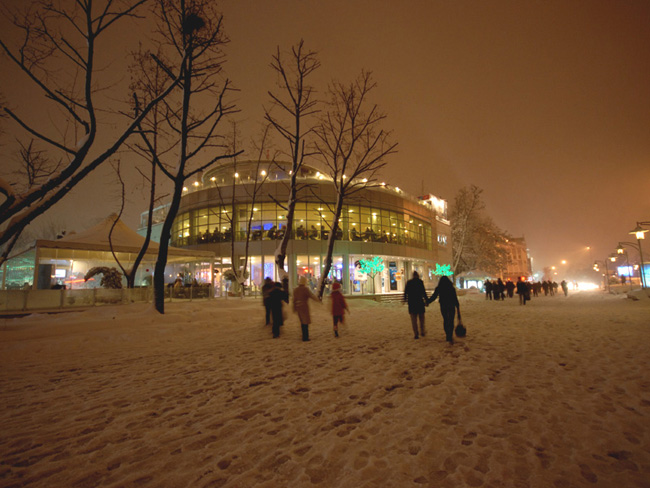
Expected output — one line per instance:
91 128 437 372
516 277 529 305
330 282 349 337
496 278 506 300
532 281 541 297
484 279 493 300
293 276 319 341
560 280 569 297
403 271 428 339
268 281 289 338
505 279 515 298
262 277 274 326
427 275 461 344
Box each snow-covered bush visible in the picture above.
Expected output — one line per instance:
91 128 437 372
84 267 123 289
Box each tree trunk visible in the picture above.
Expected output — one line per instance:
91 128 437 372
275 169 298 279
153 180 184 313
317 193 344 299
153 46 193 314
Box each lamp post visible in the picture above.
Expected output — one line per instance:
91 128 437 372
617 242 641 288
629 222 649 288
593 259 611 293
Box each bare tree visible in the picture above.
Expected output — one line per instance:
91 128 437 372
106 160 158 289
10 140 62 192
0 139 63 262
450 185 509 276
0 0 180 265
125 48 174 289
450 185 484 274
213 123 276 297
314 71 397 298
264 40 320 281
133 0 240 313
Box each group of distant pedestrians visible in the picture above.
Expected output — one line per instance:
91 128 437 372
260 270 464 345
483 278 570 305
261 272 574 343
262 276 349 342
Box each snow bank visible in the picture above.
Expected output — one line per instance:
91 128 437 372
1 291 649 487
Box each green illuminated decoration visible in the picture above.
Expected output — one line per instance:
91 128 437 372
433 263 453 277
358 256 385 276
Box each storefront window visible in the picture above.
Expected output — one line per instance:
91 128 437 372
329 256 343 283
249 256 263 290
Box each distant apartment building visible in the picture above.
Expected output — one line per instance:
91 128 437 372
501 237 532 280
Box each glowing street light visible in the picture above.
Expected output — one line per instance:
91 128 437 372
593 259 611 293
616 243 638 289
630 224 648 240
628 221 649 288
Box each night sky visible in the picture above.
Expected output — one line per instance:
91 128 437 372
2 0 649 273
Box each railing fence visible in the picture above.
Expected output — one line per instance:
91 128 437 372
0 285 214 313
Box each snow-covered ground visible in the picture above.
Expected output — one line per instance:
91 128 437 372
1 290 649 488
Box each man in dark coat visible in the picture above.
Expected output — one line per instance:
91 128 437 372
516 277 529 305
505 279 515 298
261 277 274 326
403 271 428 339
268 281 289 338
496 278 506 300
484 279 493 300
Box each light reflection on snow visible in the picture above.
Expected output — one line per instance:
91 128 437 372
576 282 600 291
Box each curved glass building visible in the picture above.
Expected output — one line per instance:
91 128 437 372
150 161 451 296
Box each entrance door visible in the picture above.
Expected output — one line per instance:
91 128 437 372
389 261 398 291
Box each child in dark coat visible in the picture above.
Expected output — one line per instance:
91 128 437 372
330 282 349 337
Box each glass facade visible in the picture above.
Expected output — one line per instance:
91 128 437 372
161 161 452 297
219 252 443 297
1 249 36 290
172 202 433 250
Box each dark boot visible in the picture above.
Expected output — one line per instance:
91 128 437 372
301 324 310 341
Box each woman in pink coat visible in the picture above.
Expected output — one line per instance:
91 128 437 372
293 276 319 341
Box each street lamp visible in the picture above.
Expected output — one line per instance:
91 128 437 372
628 221 649 288
593 259 611 293
617 242 643 289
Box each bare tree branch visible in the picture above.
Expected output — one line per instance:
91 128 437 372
132 0 240 313
264 39 321 278
0 0 174 250
313 71 397 298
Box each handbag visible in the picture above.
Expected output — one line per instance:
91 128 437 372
455 321 467 338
